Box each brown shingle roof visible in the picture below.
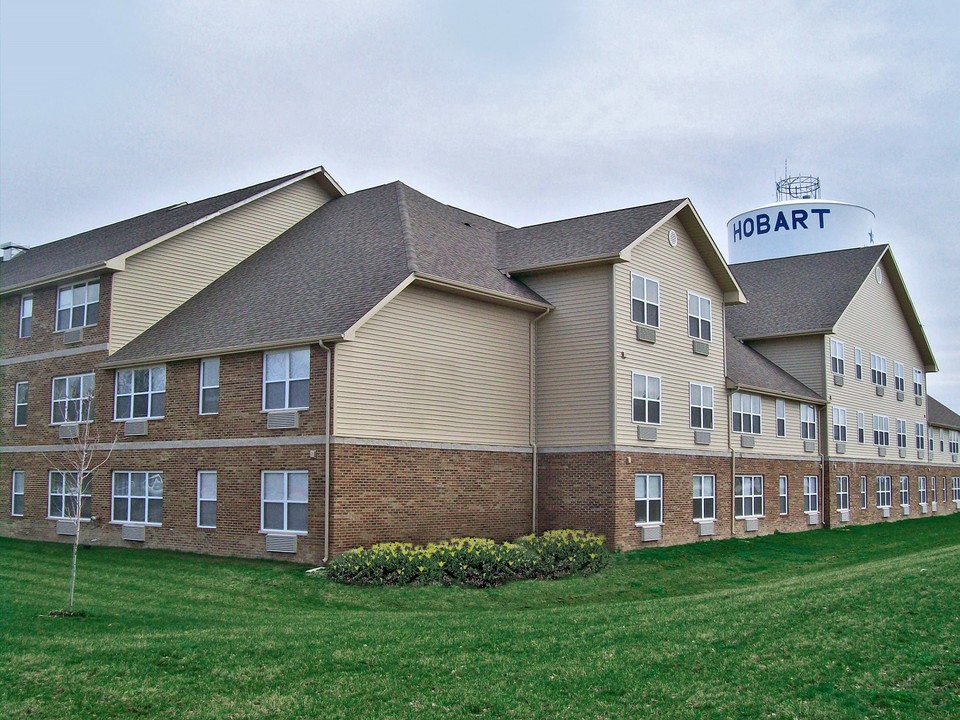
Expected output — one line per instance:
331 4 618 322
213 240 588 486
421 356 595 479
928 395 960 431
725 330 823 403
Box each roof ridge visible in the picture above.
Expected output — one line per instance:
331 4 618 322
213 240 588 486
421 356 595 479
395 182 419 273
499 198 685 235
729 243 887 268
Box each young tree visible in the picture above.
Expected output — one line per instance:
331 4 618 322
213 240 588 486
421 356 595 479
44 390 118 612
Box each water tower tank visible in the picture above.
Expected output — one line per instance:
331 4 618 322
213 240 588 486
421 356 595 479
727 174 876 263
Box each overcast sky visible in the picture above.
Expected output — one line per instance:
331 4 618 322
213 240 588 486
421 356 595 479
2 0 958 408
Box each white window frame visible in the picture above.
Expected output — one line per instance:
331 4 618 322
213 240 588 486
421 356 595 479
55 279 100 331
48 470 92 520
634 473 663 525
896 418 907 449
916 422 926 451
939 429 945 452
832 407 846 442
860 475 868 509
51 373 95 425
870 353 887 387
689 383 713 430
687 292 712 342
830 338 845 375
111 471 164 526
931 476 937 504
262 348 310 411
12 470 25 516
630 272 660 328
631 372 662 425
952 477 960 502
913 368 923 397
857 411 865 444
949 431 960 455
776 399 786 437
199 358 220 415
918 476 927 505
778 475 788 515
854 347 863 379
197 471 217 528
800 403 817 440
261 470 309 534
735 475 764 519
114 366 166 420
873 415 889 447
803 476 819 514
893 361 905 393
836 475 850 512
14 381 28 427
692 474 715 521
899 476 910 507
731 392 761 435
19 295 32 338
877 476 892 508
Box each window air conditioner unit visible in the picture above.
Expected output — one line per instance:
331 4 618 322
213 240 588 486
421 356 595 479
637 426 657 442
880 507 891 518
636 325 656 344
640 525 661 542
896 390 904 401
744 517 759 532
267 410 299 430
694 431 711 445
915 396 923 406
834 374 844 386
877 447 886 457
901 505 911 516
899 448 907 459
58 423 79 439
121 524 146 542
698 520 715 537
931 501 938 512
740 435 755 449
838 509 850 523
63 328 84 345
807 512 820 526
920 503 929 514
954 499 960 510
835 442 846 454
804 440 816 453
265 534 298 553
692 340 709 356
875 386 885 397
124 420 148 436
56 520 77 536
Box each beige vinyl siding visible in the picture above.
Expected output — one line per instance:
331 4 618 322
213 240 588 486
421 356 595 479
614 216 729 449
829 259 927 462
521 266 611 446
109 179 331 352
731 394 815 456
333 285 533 445
747 336 825 398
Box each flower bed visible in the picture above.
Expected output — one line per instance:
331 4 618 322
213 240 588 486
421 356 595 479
324 530 608 587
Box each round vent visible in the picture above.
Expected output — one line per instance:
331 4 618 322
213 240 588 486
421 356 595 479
668 230 678 247
875 267 883 284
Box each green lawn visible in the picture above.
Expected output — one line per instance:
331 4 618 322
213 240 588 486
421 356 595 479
2 517 958 720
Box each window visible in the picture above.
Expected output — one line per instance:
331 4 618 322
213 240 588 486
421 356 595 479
197 471 217 528
14 382 28 426
940 429 946 452
731 392 761 434
689 383 713 430
913 369 923 397
635 474 663 524
931 476 937 504
263 348 310 411
918 476 927 505
630 273 660 327
873 415 889 447
860 475 868 509
804 476 819 513
877 476 892 508
112 471 163 525
687 292 712 341
854 347 863 379
800 404 817 440
916 422 926 451
56 279 100 331
950 431 960 455
870 353 887 386
692 474 715 521
832 407 846 442
836 475 849 512
929 433 934 452
11 471 25 516
776 399 786 437
896 419 907 449
632 372 661 424
735 475 763 518
830 339 844 375
857 412 865 444
953 477 960 502
899 476 909 507
199 358 220 415
261 471 308 533
893 362 905 392
115 366 166 420
19 295 32 338
48 471 91 520
51 373 95 424
779 475 788 515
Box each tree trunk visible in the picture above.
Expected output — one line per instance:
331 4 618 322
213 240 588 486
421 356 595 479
68 518 80 611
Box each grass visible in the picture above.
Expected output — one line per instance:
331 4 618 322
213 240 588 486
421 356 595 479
1 516 959 719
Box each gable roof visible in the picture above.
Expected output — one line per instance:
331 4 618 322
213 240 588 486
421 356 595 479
103 182 548 367
726 244 936 372
0 167 342 293
725 330 824 403
928 395 960 431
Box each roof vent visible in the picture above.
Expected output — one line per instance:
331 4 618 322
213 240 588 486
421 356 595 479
1 242 29 262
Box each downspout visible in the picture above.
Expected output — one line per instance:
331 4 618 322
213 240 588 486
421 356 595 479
530 307 551 534
319 340 333 563
729 399 737 538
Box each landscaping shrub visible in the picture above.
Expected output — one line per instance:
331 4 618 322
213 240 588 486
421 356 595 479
325 530 608 587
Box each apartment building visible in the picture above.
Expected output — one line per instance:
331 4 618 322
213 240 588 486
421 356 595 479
2 168 957 563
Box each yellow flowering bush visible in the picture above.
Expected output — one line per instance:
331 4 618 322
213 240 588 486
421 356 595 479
325 530 608 587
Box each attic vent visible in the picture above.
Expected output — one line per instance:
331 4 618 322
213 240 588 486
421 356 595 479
463 222 472 227
668 230 678 247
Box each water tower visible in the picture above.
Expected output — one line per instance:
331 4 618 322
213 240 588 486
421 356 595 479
727 174 876 263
